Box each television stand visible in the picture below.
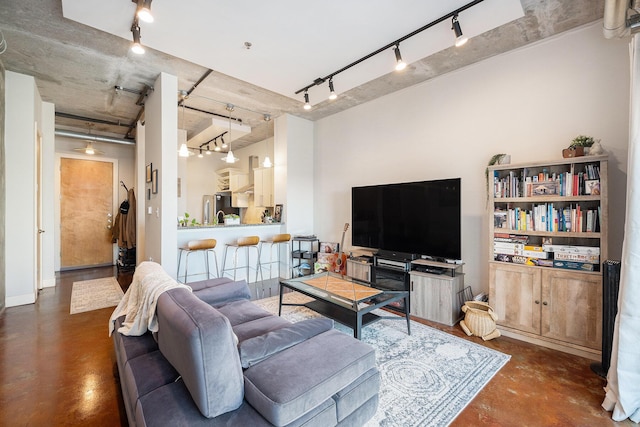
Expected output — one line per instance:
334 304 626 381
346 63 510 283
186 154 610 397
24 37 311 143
371 255 411 315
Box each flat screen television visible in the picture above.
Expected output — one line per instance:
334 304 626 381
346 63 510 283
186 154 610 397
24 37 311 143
351 178 461 261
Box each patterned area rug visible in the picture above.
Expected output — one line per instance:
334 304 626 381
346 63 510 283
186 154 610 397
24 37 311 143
70 277 124 315
254 293 510 427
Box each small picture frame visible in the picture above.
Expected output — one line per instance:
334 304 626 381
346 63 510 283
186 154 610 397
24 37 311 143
274 204 283 222
585 180 600 195
152 169 159 194
146 163 153 183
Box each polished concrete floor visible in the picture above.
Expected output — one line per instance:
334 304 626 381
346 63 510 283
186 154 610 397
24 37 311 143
0 266 633 426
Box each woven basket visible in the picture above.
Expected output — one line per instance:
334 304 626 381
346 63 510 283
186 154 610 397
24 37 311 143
461 301 498 338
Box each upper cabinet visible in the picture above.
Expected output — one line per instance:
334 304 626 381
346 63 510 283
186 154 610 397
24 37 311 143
254 167 273 207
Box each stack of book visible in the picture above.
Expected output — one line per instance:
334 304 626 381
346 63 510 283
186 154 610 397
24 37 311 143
493 234 552 267
493 204 600 233
543 244 600 272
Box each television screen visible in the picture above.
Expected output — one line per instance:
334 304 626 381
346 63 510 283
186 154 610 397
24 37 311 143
352 178 461 261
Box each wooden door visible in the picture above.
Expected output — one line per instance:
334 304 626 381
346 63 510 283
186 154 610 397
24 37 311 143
60 158 114 269
541 269 602 350
489 263 541 334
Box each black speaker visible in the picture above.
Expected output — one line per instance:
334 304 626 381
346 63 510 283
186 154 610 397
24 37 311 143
591 260 621 378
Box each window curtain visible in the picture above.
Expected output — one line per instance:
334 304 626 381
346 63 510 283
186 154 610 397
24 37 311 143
602 34 640 423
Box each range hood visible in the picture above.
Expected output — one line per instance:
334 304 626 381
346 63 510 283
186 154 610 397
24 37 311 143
234 156 258 194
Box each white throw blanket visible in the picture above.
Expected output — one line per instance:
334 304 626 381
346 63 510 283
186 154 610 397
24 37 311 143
109 261 192 336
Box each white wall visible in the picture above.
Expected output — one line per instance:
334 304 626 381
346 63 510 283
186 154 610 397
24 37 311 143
4 71 39 306
40 102 55 287
313 22 630 295
143 72 178 276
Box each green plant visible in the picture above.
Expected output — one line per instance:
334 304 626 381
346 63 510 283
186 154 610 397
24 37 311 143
569 135 596 148
485 154 507 203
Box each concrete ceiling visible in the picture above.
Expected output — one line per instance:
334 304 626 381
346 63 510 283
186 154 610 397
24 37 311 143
0 0 605 151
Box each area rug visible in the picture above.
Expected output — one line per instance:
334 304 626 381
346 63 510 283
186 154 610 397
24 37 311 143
254 293 510 427
70 277 124 315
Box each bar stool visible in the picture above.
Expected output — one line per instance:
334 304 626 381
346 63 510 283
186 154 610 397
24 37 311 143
259 233 291 280
177 239 219 284
221 236 263 283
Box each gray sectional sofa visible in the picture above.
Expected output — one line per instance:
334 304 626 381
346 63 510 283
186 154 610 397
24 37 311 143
112 269 380 426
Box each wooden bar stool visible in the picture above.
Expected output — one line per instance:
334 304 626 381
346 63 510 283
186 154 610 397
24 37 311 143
221 236 263 283
177 239 219 284
259 233 291 280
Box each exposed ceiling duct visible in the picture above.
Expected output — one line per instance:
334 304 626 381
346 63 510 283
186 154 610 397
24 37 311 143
603 0 640 38
55 129 136 146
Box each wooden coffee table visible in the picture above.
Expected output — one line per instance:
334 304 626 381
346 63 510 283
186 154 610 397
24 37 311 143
279 272 410 339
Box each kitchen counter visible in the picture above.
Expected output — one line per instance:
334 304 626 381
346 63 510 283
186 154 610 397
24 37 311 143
177 222 287 284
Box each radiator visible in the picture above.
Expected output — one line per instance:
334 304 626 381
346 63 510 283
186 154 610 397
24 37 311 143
591 260 621 378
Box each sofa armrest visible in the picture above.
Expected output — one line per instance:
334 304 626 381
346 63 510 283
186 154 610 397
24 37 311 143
193 280 251 307
239 318 334 368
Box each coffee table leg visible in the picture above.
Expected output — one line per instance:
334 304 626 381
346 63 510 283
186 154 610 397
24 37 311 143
355 314 362 340
404 295 411 335
278 284 284 316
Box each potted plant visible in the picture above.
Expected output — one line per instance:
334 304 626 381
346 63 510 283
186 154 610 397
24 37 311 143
563 135 596 158
224 214 241 225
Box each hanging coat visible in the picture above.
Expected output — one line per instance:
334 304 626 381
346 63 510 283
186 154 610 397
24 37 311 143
112 188 137 249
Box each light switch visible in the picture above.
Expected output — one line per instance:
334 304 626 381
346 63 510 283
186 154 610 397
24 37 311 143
147 206 152 214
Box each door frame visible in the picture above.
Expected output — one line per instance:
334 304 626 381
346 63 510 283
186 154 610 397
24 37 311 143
54 153 119 271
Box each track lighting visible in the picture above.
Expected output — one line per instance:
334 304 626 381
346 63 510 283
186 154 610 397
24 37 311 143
328 78 337 100
198 149 204 158
214 138 221 151
295 1 484 96
303 90 311 110
178 143 189 157
130 22 145 54
394 45 406 71
137 0 154 23
221 135 227 148
452 15 468 47
206 146 211 155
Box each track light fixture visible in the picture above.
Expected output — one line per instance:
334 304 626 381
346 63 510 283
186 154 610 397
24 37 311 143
394 44 407 71
452 14 468 47
130 21 145 54
136 0 154 23
328 78 337 100
178 143 189 157
206 145 211 155
221 135 227 148
198 148 204 158
294 0 484 99
303 90 311 110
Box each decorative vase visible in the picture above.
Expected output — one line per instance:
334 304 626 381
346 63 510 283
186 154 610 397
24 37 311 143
459 301 501 341
562 146 584 158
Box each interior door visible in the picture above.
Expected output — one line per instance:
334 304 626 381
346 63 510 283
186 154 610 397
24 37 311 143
60 158 114 269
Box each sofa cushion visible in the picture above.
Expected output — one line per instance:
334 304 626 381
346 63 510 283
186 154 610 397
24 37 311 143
215 299 273 326
232 315 293 342
156 288 244 419
243 329 377 426
239 318 334 368
332 367 380 422
188 277 234 292
122 350 179 406
193 279 252 306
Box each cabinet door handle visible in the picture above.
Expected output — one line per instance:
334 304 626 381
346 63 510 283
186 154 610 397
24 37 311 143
410 281 413 291
535 300 540 304
542 301 548 306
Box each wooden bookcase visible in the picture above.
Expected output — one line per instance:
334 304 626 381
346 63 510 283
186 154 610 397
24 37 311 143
488 155 607 360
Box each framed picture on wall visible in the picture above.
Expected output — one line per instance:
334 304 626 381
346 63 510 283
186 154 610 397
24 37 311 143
274 204 283 222
152 169 159 194
146 163 153 183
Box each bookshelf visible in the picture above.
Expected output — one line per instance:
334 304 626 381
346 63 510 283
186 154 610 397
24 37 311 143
488 155 607 360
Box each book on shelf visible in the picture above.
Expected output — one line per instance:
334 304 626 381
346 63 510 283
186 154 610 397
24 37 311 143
493 204 599 233
553 252 599 263
542 244 600 255
493 162 601 198
552 260 598 272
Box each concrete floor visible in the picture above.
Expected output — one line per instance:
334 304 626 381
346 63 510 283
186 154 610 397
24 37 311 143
0 266 633 426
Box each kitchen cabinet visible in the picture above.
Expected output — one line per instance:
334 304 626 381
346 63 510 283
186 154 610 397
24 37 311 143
253 167 273 207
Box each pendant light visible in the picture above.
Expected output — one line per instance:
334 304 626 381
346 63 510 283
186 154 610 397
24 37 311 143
178 102 190 157
263 115 272 168
222 118 238 163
